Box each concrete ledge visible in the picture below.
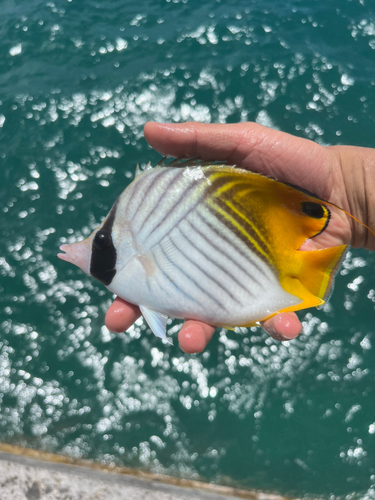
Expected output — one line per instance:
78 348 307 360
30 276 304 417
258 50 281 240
0 444 292 500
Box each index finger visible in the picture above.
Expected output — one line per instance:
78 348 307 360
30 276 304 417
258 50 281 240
143 121 328 195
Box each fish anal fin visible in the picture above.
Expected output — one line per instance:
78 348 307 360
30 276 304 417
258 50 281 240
140 305 173 345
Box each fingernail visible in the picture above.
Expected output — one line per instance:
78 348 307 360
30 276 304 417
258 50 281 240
260 322 288 342
270 332 289 341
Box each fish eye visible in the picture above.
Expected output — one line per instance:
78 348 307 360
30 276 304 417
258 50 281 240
301 202 325 219
93 230 112 249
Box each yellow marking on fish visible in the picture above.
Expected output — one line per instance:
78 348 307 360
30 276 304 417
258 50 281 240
204 167 348 316
208 177 243 197
316 245 343 300
222 199 274 263
206 198 273 265
206 172 273 258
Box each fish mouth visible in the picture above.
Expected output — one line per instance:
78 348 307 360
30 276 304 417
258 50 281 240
58 239 92 275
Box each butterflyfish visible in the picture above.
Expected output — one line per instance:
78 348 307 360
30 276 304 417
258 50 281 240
58 158 348 344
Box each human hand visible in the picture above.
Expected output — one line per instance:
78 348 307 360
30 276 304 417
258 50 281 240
106 121 375 352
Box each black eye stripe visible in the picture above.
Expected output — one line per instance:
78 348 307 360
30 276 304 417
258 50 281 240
301 201 325 219
90 197 119 286
102 195 119 233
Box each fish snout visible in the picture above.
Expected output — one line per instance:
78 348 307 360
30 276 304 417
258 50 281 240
58 239 92 275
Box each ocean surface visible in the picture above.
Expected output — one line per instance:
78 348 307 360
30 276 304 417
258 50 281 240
1 0 375 498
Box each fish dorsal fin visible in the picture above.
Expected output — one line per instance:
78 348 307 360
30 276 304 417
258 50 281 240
156 157 167 167
163 157 224 169
140 305 172 345
135 162 153 177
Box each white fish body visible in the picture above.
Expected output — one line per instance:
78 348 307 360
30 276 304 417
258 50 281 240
58 160 347 343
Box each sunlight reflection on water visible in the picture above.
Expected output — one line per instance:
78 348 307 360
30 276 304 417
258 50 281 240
1 0 375 497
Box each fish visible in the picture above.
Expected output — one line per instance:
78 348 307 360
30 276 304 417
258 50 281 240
58 158 347 343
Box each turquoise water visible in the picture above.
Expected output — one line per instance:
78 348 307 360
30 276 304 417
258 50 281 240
1 0 375 498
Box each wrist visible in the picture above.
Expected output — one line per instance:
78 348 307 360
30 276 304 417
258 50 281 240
328 145 375 251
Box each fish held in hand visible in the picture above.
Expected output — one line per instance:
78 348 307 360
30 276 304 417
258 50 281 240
58 159 347 343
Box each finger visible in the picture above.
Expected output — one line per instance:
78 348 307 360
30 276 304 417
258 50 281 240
261 312 302 341
145 121 275 162
178 320 216 354
105 297 141 333
144 122 327 194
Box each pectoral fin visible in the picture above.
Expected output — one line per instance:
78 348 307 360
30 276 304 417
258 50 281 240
140 305 173 345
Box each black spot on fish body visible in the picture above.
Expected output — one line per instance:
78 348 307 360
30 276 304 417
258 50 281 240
90 197 119 286
301 201 325 219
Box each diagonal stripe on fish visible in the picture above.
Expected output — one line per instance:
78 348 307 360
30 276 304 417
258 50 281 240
58 159 347 343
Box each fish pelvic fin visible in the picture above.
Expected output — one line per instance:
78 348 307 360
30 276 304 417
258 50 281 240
140 306 173 345
276 244 348 315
